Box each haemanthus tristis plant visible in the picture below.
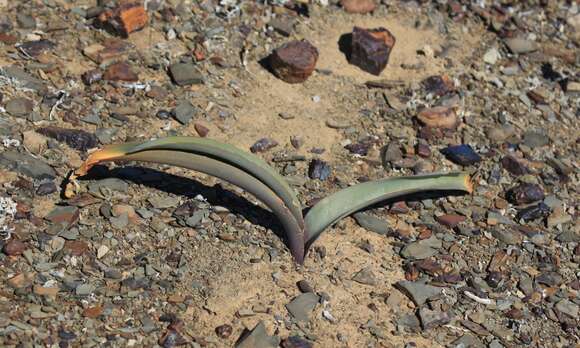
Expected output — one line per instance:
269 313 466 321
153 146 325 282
66 136 472 264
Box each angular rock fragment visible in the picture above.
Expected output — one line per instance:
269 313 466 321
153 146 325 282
348 26 396 76
169 63 204 86
250 138 278 153
97 1 148 37
341 0 376 14
286 292 319 322
269 40 318 83
235 321 280 348
308 159 331 180
501 155 529 176
421 75 454 96
17 39 56 57
504 37 537 54
395 280 442 306
506 183 544 205
0 151 56 179
416 106 458 129
441 144 481 166
5 97 33 118
37 126 98 151
103 61 138 81
81 69 103 85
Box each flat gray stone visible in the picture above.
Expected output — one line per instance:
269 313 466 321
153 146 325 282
285 292 319 322
172 101 197 125
555 299 578 319
169 63 204 86
504 37 537 54
75 283 95 296
523 130 549 148
353 212 390 235
0 151 56 179
400 240 439 260
418 307 450 330
88 178 129 194
6 97 34 118
95 128 118 144
235 321 279 348
395 280 443 306
1 66 46 92
16 14 36 29
449 334 485 348
352 267 377 286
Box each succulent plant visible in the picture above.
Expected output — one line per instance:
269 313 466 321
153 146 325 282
66 136 472 264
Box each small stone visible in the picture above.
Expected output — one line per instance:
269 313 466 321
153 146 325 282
18 39 56 57
501 155 529 176
352 267 377 286
348 26 396 76
268 17 295 37
400 241 438 259
250 138 278 153
81 69 103 85
33 285 59 297
103 61 138 81
523 130 549 148
421 75 454 96
297 280 314 293
22 130 47 155
83 305 104 318
0 151 56 179
398 281 442 307
504 37 537 54
449 334 484 348
286 292 319 322
418 307 450 330
5 97 33 118
97 245 110 259
341 0 376 14
290 135 303 149
536 271 564 287
353 212 390 235
169 63 204 86
16 14 36 29
64 240 89 256
491 228 523 245
382 142 403 164
37 126 98 152
281 336 313 348
269 40 319 83
194 123 209 137
516 202 550 222
36 182 57 195
486 125 515 143
436 214 465 228
325 118 351 129
441 144 481 166
75 283 95 296
172 101 197 125
3 239 27 256
483 48 500 64
416 106 458 129
215 324 233 339
7 272 35 288
88 178 129 194
345 142 369 156
97 1 148 37
146 86 168 100
235 321 279 348
506 184 544 205
555 299 578 319
308 159 331 180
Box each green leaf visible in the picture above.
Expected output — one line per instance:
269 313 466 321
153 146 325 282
304 172 472 248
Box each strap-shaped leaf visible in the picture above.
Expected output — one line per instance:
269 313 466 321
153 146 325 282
86 149 306 264
304 172 472 248
120 137 304 228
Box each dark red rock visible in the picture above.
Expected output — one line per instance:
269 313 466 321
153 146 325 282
97 1 149 38
436 214 466 228
194 123 209 137
64 240 89 256
3 239 27 256
506 183 545 205
250 138 278 153
349 26 396 76
269 40 319 83
103 61 138 82
0 33 18 45
501 155 529 176
37 126 98 151
416 143 431 158
215 324 233 339
422 75 455 96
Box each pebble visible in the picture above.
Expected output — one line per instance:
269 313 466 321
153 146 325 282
235 321 279 348
297 280 314 293
418 307 450 330
325 118 351 129
353 212 390 235
504 37 538 54
352 267 377 286
268 17 295 37
523 130 549 148
172 101 197 125
491 228 523 245
37 126 98 152
441 144 481 166
436 214 465 228
349 26 396 76
250 138 278 153
308 159 331 180
281 336 313 348
555 299 578 319
422 75 454 96
483 48 500 64
103 61 138 81
269 40 319 83
5 97 33 118
88 178 129 194
418 106 458 129
3 239 27 256
96 1 148 37
506 183 544 205
215 324 233 339
395 280 442 306
194 123 209 137
286 293 319 322
0 151 56 179
486 124 515 142
16 14 36 29
169 63 204 86
517 202 550 222
75 283 95 296
501 155 529 176
400 241 438 260
341 0 376 14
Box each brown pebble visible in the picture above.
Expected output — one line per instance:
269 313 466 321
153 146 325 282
269 40 319 83
194 123 209 137
297 280 314 293
0 33 18 45
33 285 59 297
436 214 466 228
97 1 148 37
3 239 27 256
103 62 138 82
215 324 233 339
501 155 529 176
83 305 104 318
416 106 458 129
416 143 431 158
390 201 410 214
349 26 396 76
341 0 376 14
64 240 90 256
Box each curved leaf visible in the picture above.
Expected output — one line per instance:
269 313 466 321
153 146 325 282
304 172 472 248
76 149 305 264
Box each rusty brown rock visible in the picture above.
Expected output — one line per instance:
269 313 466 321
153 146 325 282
269 40 319 83
3 239 27 256
416 106 459 129
341 0 376 14
64 240 90 256
103 61 138 82
97 1 148 37
436 214 466 228
348 27 396 76
83 305 104 318
194 123 209 137
33 285 59 297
